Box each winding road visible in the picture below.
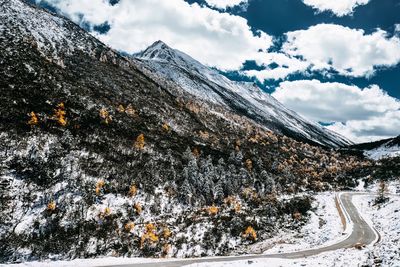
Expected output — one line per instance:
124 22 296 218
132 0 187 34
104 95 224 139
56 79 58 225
106 192 379 267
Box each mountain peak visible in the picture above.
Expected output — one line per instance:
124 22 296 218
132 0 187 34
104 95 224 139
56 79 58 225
138 40 177 61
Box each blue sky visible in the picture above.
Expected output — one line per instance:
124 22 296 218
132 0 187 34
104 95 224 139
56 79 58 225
30 0 400 143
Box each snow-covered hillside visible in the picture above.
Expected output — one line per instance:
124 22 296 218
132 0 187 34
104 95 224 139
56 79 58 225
364 136 400 160
136 41 353 148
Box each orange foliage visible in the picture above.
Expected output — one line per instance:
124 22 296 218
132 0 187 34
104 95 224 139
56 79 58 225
47 201 56 211
205 205 219 216
28 111 39 126
54 102 67 126
99 108 112 124
128 184 137 197
198 130 209 140
125 104 137 117
162 123 170 132
242 226 257 241
134 203 142 214
95 179 105 196
192 148 200 158
140 223 159 249
293 212 302 221
162 227 172 239
124 221 135 232
117 104 125 113
134 134 145 150
245 159 253 172
162 244 171 258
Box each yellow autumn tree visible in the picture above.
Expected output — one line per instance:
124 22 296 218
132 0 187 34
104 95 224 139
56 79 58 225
134 203 142 214
128 184 137 197
162 123 170 132
95 179 105 196
140 223 159 249
54 102 67 126
47 201 56 211
117 104 125 113
205 204 219 216
124 221 135 232
245 159 253 172
99 108 112 124
28 111 39 126
134 134 145 150
242 226 257 241
192 148 200 158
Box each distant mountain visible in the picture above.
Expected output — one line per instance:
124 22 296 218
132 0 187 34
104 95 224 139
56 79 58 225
349 136 400 160
135 41 353 148
0 0 367 262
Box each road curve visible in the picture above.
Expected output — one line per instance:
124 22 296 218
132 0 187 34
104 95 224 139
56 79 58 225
106 192 379 267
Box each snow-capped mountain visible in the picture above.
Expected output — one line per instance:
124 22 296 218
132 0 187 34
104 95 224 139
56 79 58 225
135 41 352 148
1 0 368 263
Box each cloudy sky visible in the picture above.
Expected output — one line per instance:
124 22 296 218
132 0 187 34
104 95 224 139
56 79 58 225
30 0 400 143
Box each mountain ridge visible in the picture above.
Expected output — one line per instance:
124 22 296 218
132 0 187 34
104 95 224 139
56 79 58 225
135 40 353 148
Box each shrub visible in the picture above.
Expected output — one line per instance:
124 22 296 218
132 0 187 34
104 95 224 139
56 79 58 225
198 130 209 140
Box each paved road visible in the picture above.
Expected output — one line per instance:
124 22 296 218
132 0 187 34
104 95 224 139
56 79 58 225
107 192 379 267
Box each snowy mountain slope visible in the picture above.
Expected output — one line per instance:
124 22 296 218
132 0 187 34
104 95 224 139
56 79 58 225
136 41 353 148
364 137 400 160
348 136 400 160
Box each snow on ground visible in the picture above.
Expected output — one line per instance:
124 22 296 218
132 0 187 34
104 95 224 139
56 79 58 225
243 192 344 255
352 189 400 266
184 248 369 267
365 145 400 160
0 257 157 267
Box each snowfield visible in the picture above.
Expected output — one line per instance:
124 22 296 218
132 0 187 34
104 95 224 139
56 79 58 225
365 145 400 160
241 193 345 255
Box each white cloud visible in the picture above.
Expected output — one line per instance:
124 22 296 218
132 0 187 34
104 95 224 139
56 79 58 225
272 80 400 143
243 52 309 80
327 111 400 143
36 0 271 70
282 24 400 77
205 0 247 9
302 0 370 16
395 24 400 34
